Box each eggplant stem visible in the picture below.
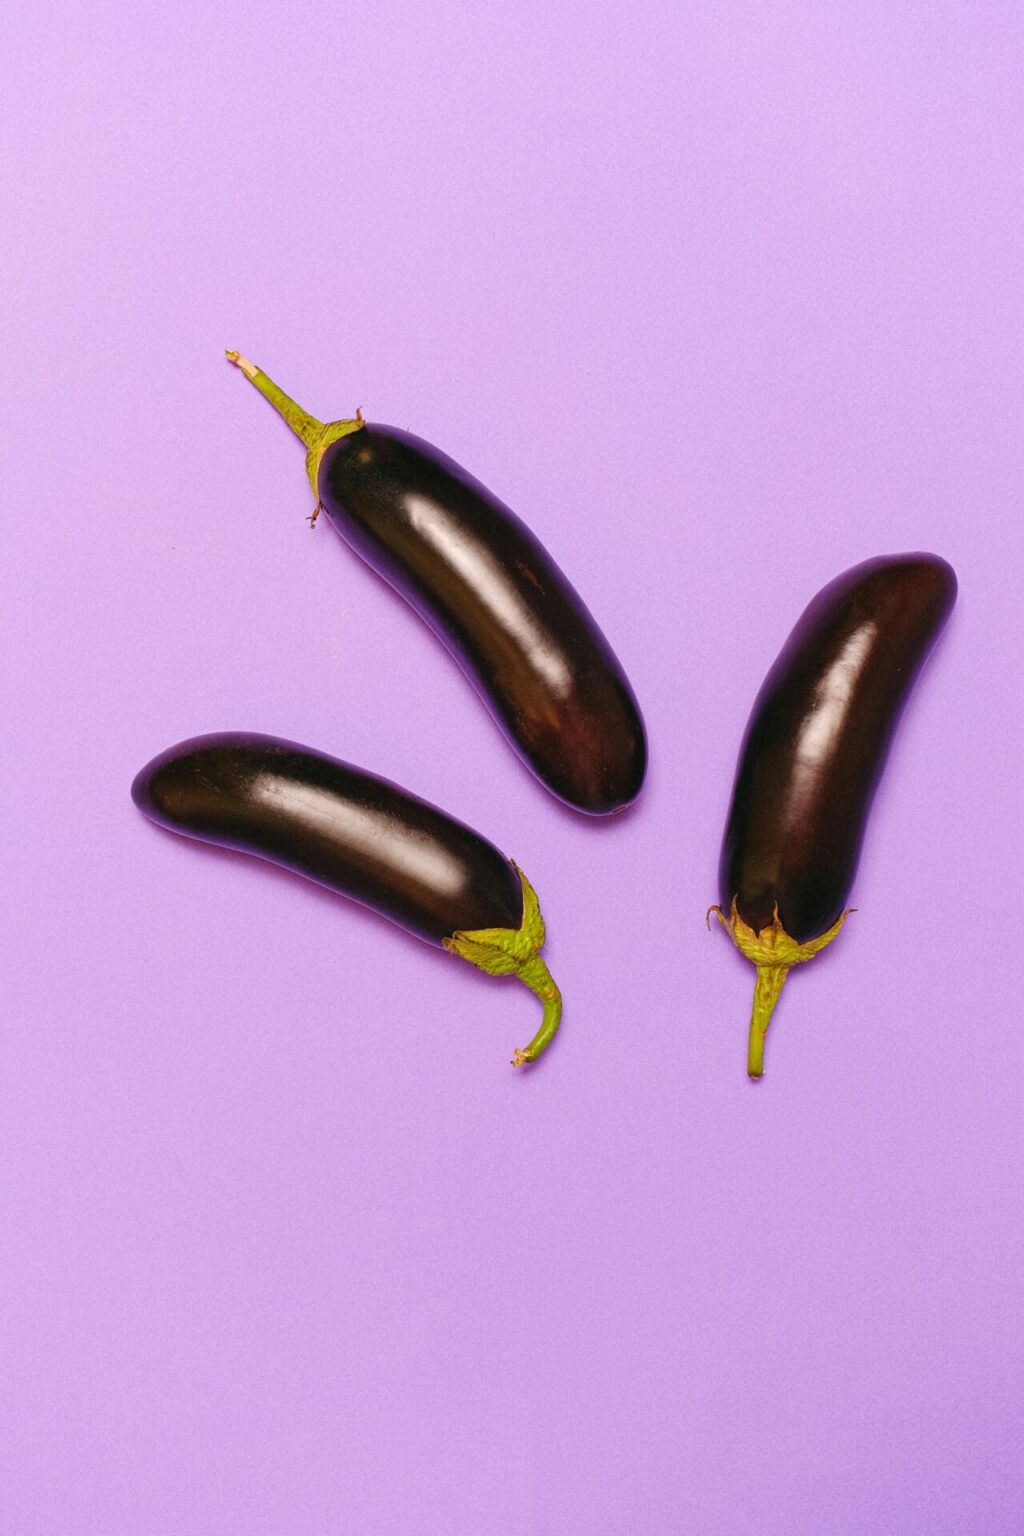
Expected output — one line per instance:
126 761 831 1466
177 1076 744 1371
709 899 852 1077
443 865 562 1067
225 351 324 450
748 965 789 1078
225 350 365 500
511 954 562 1066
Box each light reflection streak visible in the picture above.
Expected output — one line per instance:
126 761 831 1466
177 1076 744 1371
405 494 573 697
784 621 877 824
251 775 466 898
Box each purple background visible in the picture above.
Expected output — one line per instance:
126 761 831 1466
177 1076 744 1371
3 3 1023 1531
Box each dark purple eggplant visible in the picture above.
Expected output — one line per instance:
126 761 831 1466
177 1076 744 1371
225 352 646 816
710 554 957 1077
132 733 561 1066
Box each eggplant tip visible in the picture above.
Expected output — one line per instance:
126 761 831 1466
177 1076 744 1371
129 765 150 811
225 350 258 378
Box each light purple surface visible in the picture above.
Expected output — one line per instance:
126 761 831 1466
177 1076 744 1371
3 3 1023 1531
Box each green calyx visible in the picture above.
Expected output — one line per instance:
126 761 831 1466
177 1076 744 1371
225 351 365 514
444 864 562 1068
707 898 852 1078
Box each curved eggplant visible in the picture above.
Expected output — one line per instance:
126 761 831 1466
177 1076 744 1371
710 554 957 1077
225 352 646 815
132 732 561 1066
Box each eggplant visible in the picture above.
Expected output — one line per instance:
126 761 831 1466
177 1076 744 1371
225 352 646 815
132 733 561 1066
710 554 957 1077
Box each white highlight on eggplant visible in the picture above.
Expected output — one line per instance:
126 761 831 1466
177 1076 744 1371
404 493 574 697
785 620 878 818
250 773 467 900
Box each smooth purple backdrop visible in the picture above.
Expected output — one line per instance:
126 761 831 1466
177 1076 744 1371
3 3 1023 1532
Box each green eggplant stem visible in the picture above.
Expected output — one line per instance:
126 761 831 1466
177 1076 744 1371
225 350 364 502
443 864 562 1067
510 954 562 1067
748 965 789 1078
709 900 851 1077
225 351 323 449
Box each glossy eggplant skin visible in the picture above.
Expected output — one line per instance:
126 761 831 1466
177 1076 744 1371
720 554 957 943
316 427 647 815
131 733 523 945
